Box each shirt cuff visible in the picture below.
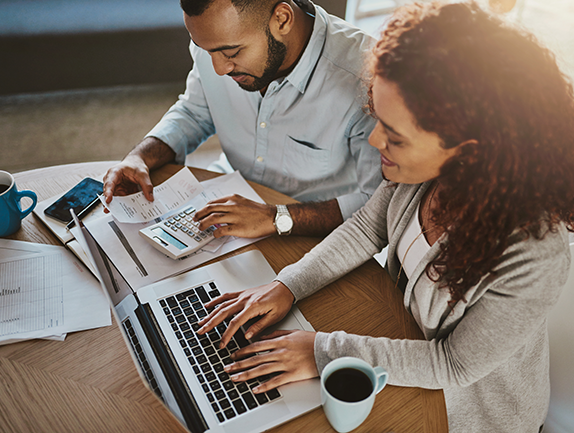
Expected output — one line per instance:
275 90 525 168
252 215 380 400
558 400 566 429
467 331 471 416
314 331 334 374
337 192 370 221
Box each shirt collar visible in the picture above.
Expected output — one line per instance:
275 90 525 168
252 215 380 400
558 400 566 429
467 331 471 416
281 3 327 94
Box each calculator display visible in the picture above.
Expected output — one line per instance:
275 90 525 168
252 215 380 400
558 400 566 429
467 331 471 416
151 227 187 250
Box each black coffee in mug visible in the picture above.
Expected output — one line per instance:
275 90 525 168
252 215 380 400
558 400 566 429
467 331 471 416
0 184 10 194
325 367 373 403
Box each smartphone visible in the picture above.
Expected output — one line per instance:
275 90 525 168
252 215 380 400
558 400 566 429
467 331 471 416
44 177 104 223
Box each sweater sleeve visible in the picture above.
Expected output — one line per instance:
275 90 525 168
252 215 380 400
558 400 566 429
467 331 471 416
313 226 570 388
276 181 396 301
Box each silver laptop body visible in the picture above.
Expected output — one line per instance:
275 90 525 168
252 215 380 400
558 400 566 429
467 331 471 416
74 212 321 433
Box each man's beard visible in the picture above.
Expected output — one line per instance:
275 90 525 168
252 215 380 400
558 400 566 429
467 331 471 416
230 28 287 92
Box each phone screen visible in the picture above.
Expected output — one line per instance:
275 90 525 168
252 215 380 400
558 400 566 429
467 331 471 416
44 178 104 223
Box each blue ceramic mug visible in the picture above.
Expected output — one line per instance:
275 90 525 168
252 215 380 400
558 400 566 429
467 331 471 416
321 357 388 433
0 170 37 237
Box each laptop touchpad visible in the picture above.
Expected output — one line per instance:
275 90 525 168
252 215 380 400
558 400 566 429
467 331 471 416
223 400 290 433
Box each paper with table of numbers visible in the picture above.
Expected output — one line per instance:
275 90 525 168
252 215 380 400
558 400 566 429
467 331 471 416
0 239 111 345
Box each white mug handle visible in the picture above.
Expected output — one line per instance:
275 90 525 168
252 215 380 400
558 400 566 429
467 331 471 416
373 366 388 394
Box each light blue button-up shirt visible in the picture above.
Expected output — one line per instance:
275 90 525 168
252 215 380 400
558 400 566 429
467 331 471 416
146 4 382 220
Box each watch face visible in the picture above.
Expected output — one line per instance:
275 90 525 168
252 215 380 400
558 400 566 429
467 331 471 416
276 214 293 232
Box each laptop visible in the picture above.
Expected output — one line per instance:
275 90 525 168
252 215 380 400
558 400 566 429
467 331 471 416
72 210 321 433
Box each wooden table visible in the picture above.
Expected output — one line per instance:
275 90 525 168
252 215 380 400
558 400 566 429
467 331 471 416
0 162 448 433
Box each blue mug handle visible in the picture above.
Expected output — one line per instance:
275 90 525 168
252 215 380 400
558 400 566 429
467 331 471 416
16 189 37 218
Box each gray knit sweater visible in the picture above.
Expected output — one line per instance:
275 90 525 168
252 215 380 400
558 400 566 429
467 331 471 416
277 181 570 433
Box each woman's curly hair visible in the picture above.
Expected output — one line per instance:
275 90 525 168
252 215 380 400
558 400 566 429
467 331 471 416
369 1 574 304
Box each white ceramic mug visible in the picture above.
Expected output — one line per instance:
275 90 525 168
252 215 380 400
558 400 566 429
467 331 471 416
321 357 388 433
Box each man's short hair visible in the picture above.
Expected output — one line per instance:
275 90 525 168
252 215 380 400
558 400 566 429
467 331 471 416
180 0 276 19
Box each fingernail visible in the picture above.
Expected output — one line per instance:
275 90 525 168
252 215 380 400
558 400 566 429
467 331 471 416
245 332 252 339
224 366 231 372
253 386 261 393
231 374 240 381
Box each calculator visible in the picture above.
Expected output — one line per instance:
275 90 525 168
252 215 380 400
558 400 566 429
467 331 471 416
139 205 217 259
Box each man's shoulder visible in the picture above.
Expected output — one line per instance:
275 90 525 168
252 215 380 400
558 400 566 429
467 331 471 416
319 8 375 77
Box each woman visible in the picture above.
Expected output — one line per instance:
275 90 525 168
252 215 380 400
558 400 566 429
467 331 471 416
197 2 574 431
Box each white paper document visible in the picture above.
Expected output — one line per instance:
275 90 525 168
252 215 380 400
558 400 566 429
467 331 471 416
102 167 203 223
0 240 111 345
85 171 267 290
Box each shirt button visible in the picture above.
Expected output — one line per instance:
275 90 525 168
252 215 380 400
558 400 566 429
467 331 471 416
256 156 264 162
259 122 267 128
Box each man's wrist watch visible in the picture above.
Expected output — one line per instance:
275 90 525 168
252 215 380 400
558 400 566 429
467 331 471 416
274 204 293 236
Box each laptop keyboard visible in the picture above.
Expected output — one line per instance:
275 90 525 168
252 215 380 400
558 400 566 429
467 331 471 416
122 318 164 401
160 282 281 423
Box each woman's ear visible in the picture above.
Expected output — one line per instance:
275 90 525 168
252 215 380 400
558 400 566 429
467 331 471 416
269 2 295 38
459 139 479 147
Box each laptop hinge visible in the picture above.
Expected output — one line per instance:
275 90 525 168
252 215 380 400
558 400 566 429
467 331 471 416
135 303 208 433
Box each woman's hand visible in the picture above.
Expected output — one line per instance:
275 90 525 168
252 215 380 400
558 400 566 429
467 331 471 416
197 281 295 348
225 330 318 393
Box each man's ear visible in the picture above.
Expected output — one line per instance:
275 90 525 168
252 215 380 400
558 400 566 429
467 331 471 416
269 2 295 38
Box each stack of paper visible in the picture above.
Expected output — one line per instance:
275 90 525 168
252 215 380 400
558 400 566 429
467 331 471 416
0 239 111 345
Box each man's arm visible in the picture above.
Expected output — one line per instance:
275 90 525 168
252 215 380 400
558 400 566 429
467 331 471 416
193 196 343 238
103 137 176 203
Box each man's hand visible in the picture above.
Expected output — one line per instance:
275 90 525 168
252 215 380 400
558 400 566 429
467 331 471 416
194 194 277 238
103 137 176 205
197 281 295 348
103 154 154 204
225 330 318 394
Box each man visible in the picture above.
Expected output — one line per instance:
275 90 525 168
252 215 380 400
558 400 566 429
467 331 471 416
103 0 382 238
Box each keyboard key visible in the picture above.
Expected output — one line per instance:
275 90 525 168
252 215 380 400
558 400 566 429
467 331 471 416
235 331 249 348
171 307 182 316
197 375 205 384
206 392 215 403
202 384 209 393
267 389 281 400
180 300 190 309
237 383 249 393
210 381 222 391
227 341 238 351
192 346 203 356
211 402 219 413
232 398 247 415
224 408 236 420
204 346 216 356
208 289 221 298
197 309 208 318
222 381 235 391
197 355 207 364
241 392 258 410
213 363 224 373
216 412 225 423
208 355 220 365
228 389 239 401
196 286 210 303
214 390 225 400
205 372 216 382
255 393 269 405
219 398 231 410
166 297 177 308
